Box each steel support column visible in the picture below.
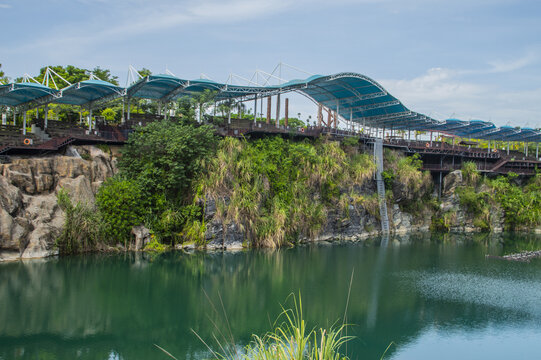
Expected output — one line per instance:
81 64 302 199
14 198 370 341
23 111 27 135
44 104 48 129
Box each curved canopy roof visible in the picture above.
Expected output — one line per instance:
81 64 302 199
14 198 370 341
55 79 124 106
1 72 539 142
0 82 58 106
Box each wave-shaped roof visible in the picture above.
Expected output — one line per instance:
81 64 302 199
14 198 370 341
1 72 539 142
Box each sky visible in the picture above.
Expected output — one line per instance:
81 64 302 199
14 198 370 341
1 0 540 127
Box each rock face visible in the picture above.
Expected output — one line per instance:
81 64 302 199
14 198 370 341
0 146 117 261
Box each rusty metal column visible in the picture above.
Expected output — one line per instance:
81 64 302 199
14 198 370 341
327 109 331 128
284 98 289 127
266 96 271 124
317 105 322 127
333 111 337 130
276 93 281 127
349 108 353 132
430 131 433 146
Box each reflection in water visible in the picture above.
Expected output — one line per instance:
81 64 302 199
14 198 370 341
0 233 540 359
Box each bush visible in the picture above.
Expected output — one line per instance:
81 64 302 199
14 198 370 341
96 177 152 244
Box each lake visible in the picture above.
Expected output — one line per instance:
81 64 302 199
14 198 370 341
1 232 541 360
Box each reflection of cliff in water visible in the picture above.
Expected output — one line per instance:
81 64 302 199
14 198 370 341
1 233 541 360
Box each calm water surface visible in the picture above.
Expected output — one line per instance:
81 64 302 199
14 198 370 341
1 232 541 360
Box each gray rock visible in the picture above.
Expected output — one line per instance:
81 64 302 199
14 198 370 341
0 175 23 214
131 226 151 250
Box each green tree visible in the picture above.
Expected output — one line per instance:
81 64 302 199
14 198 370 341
118 120 217 203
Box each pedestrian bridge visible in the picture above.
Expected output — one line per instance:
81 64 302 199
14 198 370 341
1 70 540 143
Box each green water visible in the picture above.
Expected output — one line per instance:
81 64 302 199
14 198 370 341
1 232 541 360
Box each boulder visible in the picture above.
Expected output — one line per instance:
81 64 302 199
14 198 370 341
0 208 31 251
21 223 58 259
131 226 151 250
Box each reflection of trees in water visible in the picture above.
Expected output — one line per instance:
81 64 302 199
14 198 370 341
1 232 541 359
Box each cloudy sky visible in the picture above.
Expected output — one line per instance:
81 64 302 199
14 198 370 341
1 0 540 127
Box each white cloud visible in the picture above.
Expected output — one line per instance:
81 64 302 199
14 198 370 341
380 66 541 127
487 52 538 73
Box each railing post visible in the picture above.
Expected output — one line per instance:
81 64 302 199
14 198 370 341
285 98 289 127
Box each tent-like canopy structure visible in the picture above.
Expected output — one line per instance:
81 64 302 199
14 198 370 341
1 71 539 142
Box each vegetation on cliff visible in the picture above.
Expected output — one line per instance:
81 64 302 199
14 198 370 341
433 162 541 232
193 136 376 248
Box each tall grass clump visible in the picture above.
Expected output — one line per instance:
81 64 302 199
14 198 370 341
202 295 352 360
56 189 103 255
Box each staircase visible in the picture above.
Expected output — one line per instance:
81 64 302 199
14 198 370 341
374 139 390 234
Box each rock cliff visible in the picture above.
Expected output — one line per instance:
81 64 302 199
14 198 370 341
0 146 117 261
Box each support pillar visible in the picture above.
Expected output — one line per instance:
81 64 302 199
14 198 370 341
89 108 93 132
317 105 322 127
525 142 528 157
228 108 231 125
333 111 337 130
327 109 331 128
127 97 131 121
13 108 16 125
23 111 27 135
430 131 433 147
284 98 289 127
1 112 5 125
507 142 510 155
487 140 490 154
158 102 162 117
276 93 281 127
266 96 271 124
253 94 258 124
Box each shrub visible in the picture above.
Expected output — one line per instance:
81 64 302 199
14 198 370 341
96 177 151 244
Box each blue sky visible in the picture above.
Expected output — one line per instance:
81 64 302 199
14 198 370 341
1 0 540 127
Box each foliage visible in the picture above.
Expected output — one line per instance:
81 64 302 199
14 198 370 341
144 236 168 252
461 161 480 186
195 137 376 247
118 120 217 203
96 177 152 244
56 189 102 255
489 173 541 229
101 108 117 122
